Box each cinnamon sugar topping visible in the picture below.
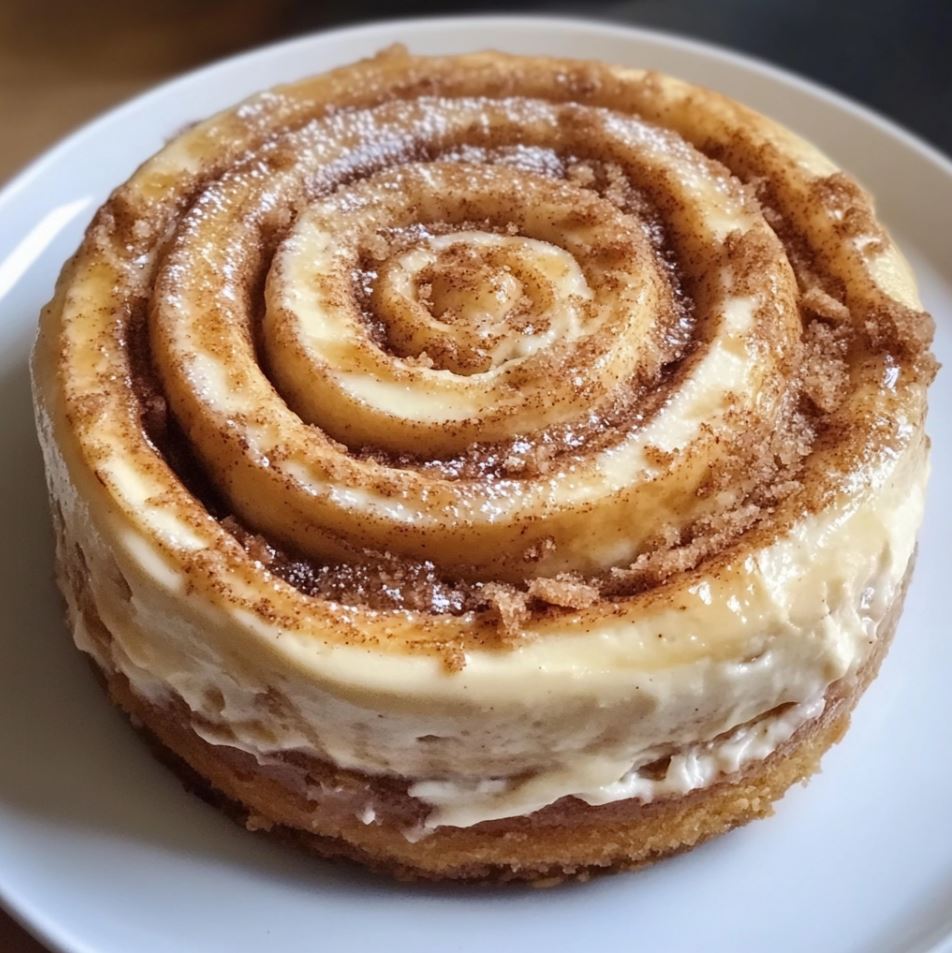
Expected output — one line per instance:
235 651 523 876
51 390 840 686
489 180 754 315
48 49 934 654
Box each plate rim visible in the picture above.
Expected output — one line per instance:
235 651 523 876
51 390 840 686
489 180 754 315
1 12 950 214
2 14 951 953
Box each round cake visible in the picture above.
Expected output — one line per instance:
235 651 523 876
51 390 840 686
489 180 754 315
32 46 936 882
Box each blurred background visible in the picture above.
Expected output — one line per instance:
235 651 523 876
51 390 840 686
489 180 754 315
1 0 950 185
0 0 949 949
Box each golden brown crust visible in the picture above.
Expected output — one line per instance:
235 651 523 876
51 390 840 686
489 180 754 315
88 565 906 884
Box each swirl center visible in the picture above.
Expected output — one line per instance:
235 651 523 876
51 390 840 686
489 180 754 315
374 231 592 375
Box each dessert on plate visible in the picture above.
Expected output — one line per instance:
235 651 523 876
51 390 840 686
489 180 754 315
32 46 935 882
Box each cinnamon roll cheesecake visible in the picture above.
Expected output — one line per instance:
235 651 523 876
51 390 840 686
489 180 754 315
32 46 935 882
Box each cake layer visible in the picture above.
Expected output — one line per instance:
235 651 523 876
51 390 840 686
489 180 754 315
66 558 908 881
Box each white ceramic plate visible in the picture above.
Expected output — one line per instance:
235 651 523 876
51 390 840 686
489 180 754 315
1 15 950 953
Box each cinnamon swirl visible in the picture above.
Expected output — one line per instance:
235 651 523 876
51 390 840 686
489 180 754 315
32 46 936 882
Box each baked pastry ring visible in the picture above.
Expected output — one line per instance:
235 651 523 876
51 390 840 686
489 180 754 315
33 46 935 881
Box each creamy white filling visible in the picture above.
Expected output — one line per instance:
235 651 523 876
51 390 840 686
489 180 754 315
409 695 825 830
40 376 926 835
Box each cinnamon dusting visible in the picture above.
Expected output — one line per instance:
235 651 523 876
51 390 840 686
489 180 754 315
63 49 934 657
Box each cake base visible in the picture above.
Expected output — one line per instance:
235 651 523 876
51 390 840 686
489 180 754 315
76 566 908 884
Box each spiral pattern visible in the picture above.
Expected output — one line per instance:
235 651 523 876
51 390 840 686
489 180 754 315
42 47 934 658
